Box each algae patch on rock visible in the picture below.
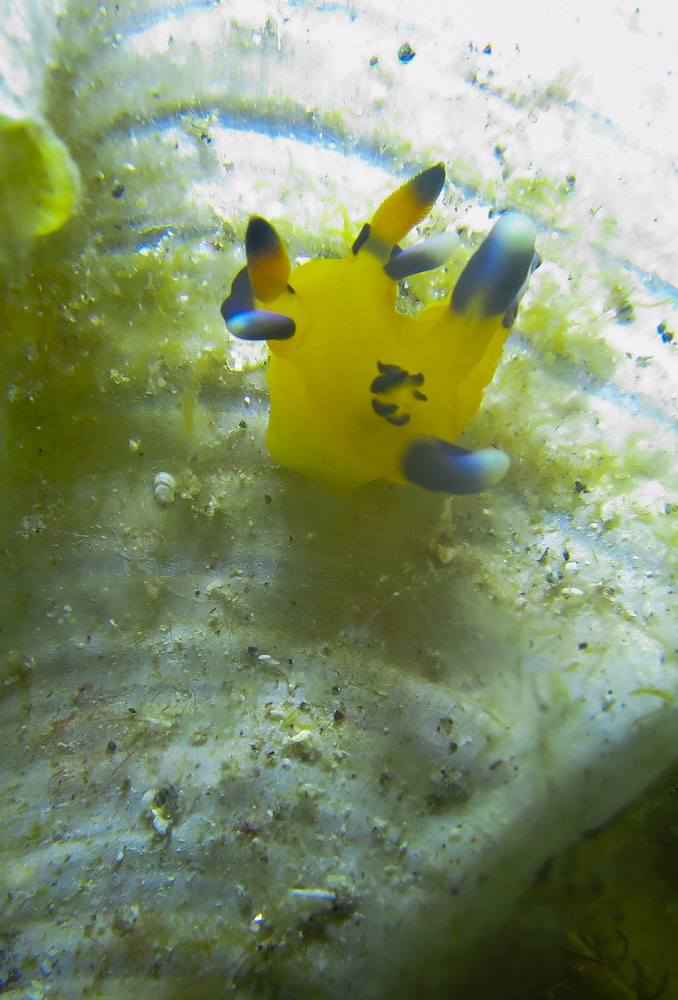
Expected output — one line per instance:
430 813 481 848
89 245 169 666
0 115 80 247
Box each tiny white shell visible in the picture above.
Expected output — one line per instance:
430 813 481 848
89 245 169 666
152 813 171 835
153 471 176 505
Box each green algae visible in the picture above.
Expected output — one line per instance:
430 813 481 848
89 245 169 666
0 115 80 250
457 759 678 999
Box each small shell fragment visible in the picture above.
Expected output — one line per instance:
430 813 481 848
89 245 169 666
153 472 176 505
290 888 337 905
152 813 171 836
436 544 456 566
143 784 179 836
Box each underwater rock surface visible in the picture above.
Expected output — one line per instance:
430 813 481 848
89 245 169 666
1 1 677 997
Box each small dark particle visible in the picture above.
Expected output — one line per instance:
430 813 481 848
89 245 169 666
483 43 492 54
369 55 379 67
128 707 137 714
578 642 588 650
333 708 345 723
153 786 176 808
264 494 273 505
111 182 125 198
615 301 635 324
397 42 415 63
449 742 458 753
247 645 258 657
573 480 589 494
565 174 576 191
658 321 675 343
0 959 20 990
238 419 247 428
563 549 570 561
489 759 504 771
107 740 118 752
413 390 428 402
533 856 553 888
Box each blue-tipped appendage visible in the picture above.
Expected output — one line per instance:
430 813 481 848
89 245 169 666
402 438 510 495
451 212 538 324
383 232 458 280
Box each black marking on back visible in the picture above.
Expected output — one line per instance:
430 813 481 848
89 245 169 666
370 361 427 428
372 399 399 417
385 412 410 426
371 362 424 394
371 366 409 394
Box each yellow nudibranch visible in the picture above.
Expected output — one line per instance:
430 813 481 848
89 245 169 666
221 164 539 495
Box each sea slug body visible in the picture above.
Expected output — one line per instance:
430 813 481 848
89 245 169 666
221 164 539 495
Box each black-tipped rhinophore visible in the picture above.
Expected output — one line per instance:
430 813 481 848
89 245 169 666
451 213 537 321
363 163 447 259
244 215 292 303
246 216 283 265
410 162 446 212
402 436 510 494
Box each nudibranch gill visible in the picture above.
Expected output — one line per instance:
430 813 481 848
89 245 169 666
221 163 540 496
